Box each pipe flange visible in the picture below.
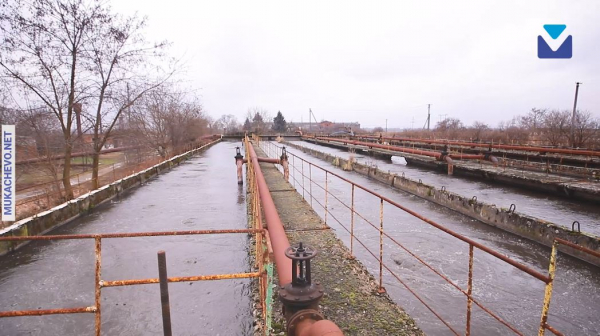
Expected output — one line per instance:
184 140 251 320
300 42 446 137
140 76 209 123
287 309 324 336
279 282 324 307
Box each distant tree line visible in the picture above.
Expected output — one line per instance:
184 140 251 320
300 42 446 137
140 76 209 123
393 108 599 148
208 109 289 135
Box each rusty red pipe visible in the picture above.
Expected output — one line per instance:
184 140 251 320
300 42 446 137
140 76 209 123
242 158 281 164
297 319 344 336
317 137 442 158
247 143 293 286
316 137 486 161
247 142 343 335
257 157 281 164
358 135 600 157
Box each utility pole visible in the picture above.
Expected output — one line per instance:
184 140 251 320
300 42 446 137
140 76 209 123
427 104 431 130
571 82 582 147
423 104 431 130
385 119 388 133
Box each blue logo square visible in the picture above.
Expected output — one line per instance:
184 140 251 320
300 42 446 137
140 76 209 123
538 24 572 59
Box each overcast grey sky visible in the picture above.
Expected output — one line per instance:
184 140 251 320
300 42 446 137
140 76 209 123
113 0 600 129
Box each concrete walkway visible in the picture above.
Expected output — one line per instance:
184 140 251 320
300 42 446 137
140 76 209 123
256 146 422 336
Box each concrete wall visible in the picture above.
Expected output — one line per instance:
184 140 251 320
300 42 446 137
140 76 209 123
286 142 600 267
0 140 221 256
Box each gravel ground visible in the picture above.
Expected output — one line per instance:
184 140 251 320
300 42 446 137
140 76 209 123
255 146 423 336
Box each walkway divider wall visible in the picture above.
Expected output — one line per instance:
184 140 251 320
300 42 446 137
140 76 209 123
245 136 344 336
0 139 221 256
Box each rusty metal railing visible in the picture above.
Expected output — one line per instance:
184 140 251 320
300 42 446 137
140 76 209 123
260 140 600 336
245 137 276 334
0 229 270 335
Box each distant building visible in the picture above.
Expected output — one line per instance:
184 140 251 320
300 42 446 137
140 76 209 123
291 121 360 133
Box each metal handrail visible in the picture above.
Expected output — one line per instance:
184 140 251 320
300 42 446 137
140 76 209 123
0 229 267 335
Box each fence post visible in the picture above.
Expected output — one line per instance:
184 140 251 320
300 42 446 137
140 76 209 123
378 198 385 293
350 184 355 258
466 244 474 336
538 241 558 336
157 251 173 336
301 160 305 200
94 236 102 336
292 155 296 189
309 163 313 208
324 171 328 225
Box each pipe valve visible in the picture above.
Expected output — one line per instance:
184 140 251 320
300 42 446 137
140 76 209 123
279 243 325 333
235 147 244 184
234 147 244 162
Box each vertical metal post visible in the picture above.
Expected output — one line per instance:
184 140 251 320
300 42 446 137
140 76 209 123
157 250 173 336
571 82 582 147
324 171 328 225
94 236 102 336
466 244 474 336
301 160 305 200
292 155 296 188
350 184 355 257
538 241 558 336
378 198 385 293
255 170 260 270
309 163 313 208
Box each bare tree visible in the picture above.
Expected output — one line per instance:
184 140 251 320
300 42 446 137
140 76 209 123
541 109 569 146
213 114 240 134
470 121 489 141
131 87 209 158
435 118 463 138
497 117 529 144
18 109 65 198
520 108 547 132
81 11 172 189
247 107 271 133
0 0 107 199
570 110 599 148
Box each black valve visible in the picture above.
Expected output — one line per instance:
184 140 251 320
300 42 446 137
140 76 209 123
287 242 315 287
279 242 324 318
234 147 244 162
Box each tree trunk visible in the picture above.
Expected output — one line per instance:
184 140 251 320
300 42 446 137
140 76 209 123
92 150 100 190
62 140 74 200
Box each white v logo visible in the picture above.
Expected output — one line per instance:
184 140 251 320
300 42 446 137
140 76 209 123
540 29 570 51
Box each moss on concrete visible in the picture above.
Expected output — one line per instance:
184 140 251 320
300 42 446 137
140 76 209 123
256 146 423 336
